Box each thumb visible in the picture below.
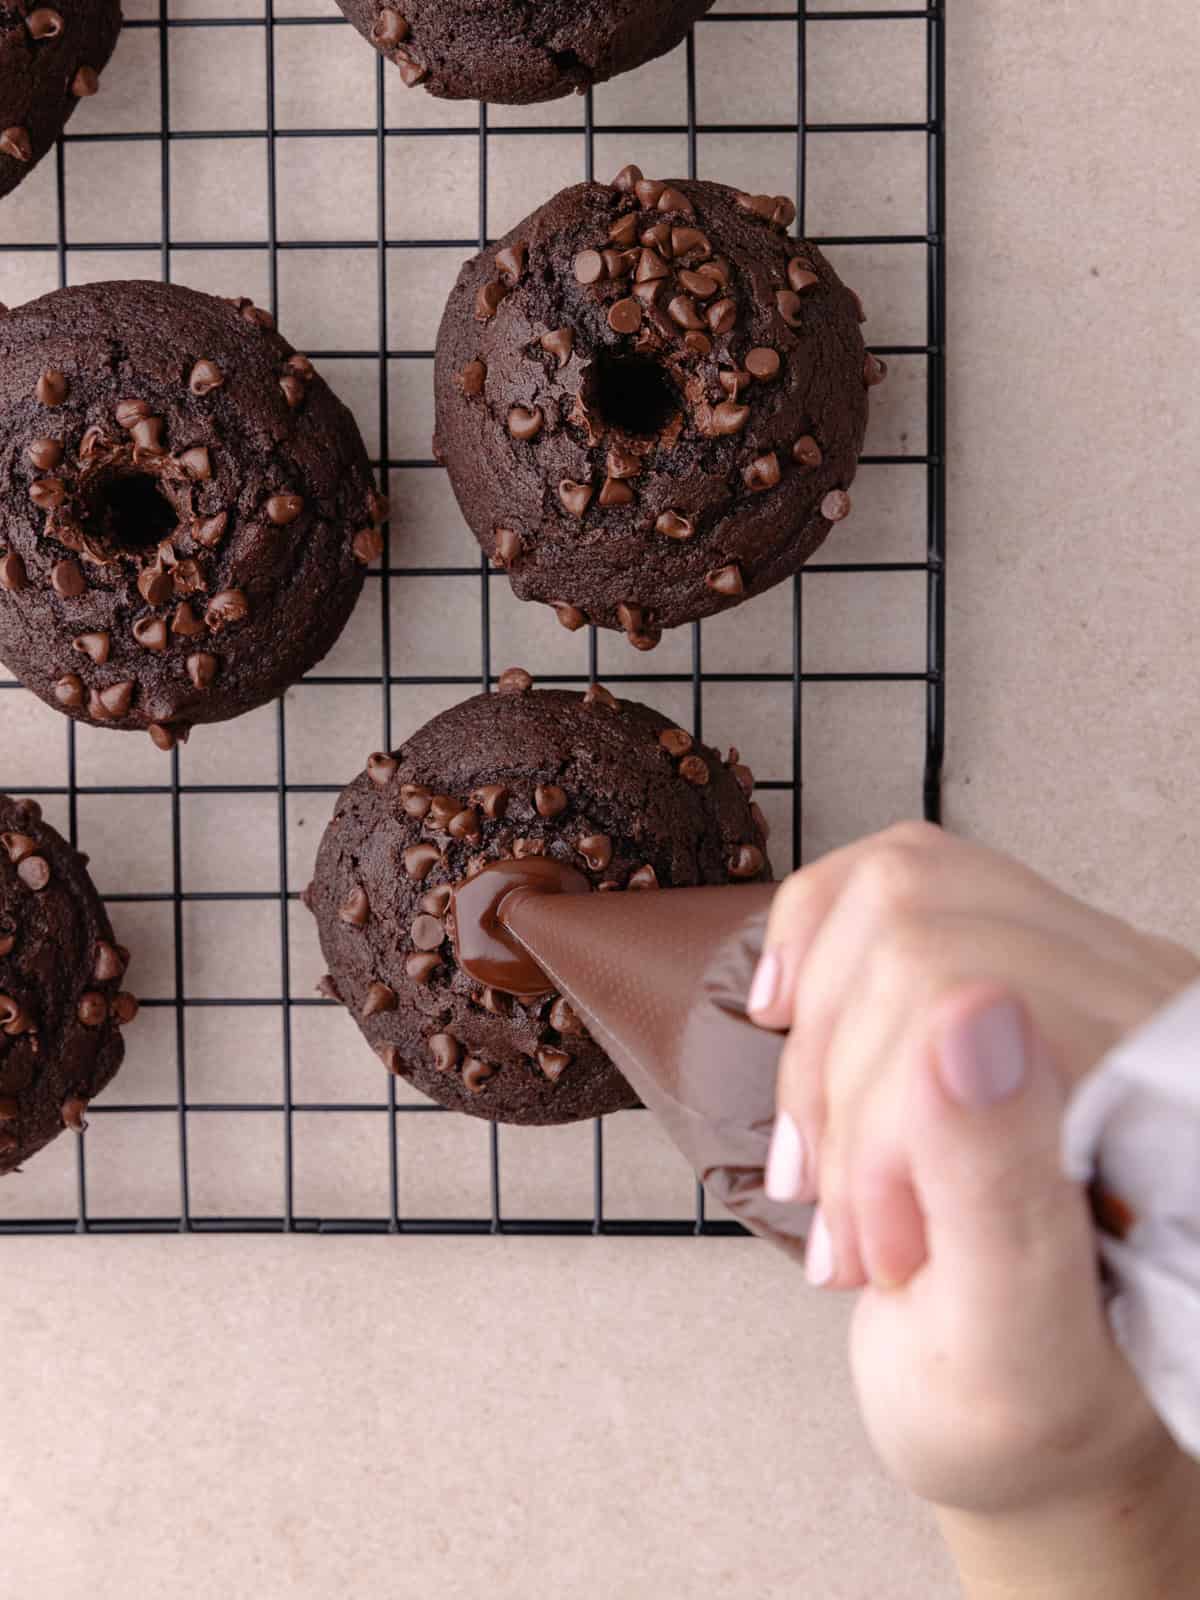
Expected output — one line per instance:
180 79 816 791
909 984 1103 1330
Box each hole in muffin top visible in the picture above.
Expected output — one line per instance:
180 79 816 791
86 471 179 555
586 351 681 438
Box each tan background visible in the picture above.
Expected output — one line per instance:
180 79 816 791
2 2 1198 1595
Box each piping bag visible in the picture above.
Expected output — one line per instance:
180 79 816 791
453 860 809 1260
454 860 1200 1455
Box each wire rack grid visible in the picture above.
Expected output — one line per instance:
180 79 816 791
0 1 946 1236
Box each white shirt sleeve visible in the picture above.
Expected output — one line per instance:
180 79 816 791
1061 981 1200 1460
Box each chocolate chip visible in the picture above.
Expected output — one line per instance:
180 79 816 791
742 453 781 494
493 526 523 566
549 996 584 1036
73 631 109 664
188 359 224 397
628 864 659 891
864 353 888 388
573 250 605 285
353 528 384 565
186 652 218 689
676 268 716 300
655 507 695 543
134 566 170 606
339 886 370 926
411 914 443 952
495 241 527 284
821 489 852 523
192 511 228 550
317 974 342 1004
706 298 737 336
634 249 670 286
792 435 823 468
705 563 744 598
172 560 204 596
400 783 432 818
265 493 303 526
463 1058 495 1093
512 837 545 858
641 221 672 253
576 834 612 871
130 416 165 455
710 401 750 435
499 662 534 694
507 405 544 441
287 353 315 380
554 602 586 631
133 615 168 652
535 784 567 818
172 602 205 638
635 177 665 207
26 8 64 37
365 753 397 788
539 327 573 367
583 683 618 710
471 785 508 820
368 490 390 525
50 556 84 601
457 358 487 397
177 446 210 481
730 844 767 881
205 589 249 629
602 249 635 280
362 981 397 1017
394 48 427 86
17 855 50 891
627 627 661 652
0 833 36 865
0 938 13 959
776 290 804 327
54 673 83 707
91 940 125 982
632 279 663 308
607 297 642 335
428 794 459 829
406 952 441 985
614 602 644 634
0 552 27 593
28 437 63 471
62 1097 90 1132
428 1032 460 1072
684 333 712 356
72 66 99 97
598 477 634 508
787 259 819 294
745 347 781 381
404 843 441 881
536 1047 571 1083
719 370 751 399
667 295 705 331
448 808 481 843
475 281 508 320
36 369 68 406
421 884 453 916
372 7 408 44
679 754 710 786
697 256 731 288
0 125 32 162
558 480 593 518
278 376 303 412
479 987 508 1017
77 992 108 1028
148 723 177 752
730 760 754 796
656 186 693 216
608 212 640 247
0 995 34 1034
94 680 134 719
612 163 643 192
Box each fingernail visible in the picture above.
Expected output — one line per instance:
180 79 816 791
806 1208 835 1287
748 948 781 1015
764 1111 807 1203
937 999 1028 1109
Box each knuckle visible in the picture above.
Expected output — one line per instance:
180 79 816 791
878 819 943 853
852 842 930 916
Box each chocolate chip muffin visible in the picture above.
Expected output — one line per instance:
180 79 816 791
434 168 882 649
0 281 385 749
308 670 771 1125
0 794 135 1175
1 0 123 200
335 0 714 105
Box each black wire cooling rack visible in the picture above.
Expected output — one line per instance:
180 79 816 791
1 2 946 1236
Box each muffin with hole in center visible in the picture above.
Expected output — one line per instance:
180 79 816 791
307 669 771 1124
433 167 883 651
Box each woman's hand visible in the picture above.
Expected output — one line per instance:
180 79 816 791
748 823 1200 1593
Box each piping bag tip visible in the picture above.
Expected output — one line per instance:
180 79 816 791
499 879 812 1260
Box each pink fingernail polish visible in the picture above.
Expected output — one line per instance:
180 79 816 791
805 1208 835 1287
764 1111 806 1203
938 999 1028 1109
748 948 781 1015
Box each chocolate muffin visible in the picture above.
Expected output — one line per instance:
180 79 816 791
308 671 771 1125
1 0 122 200
335 0 714 105
0 281 385 749
434 168 881 649
0 794 134 1175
